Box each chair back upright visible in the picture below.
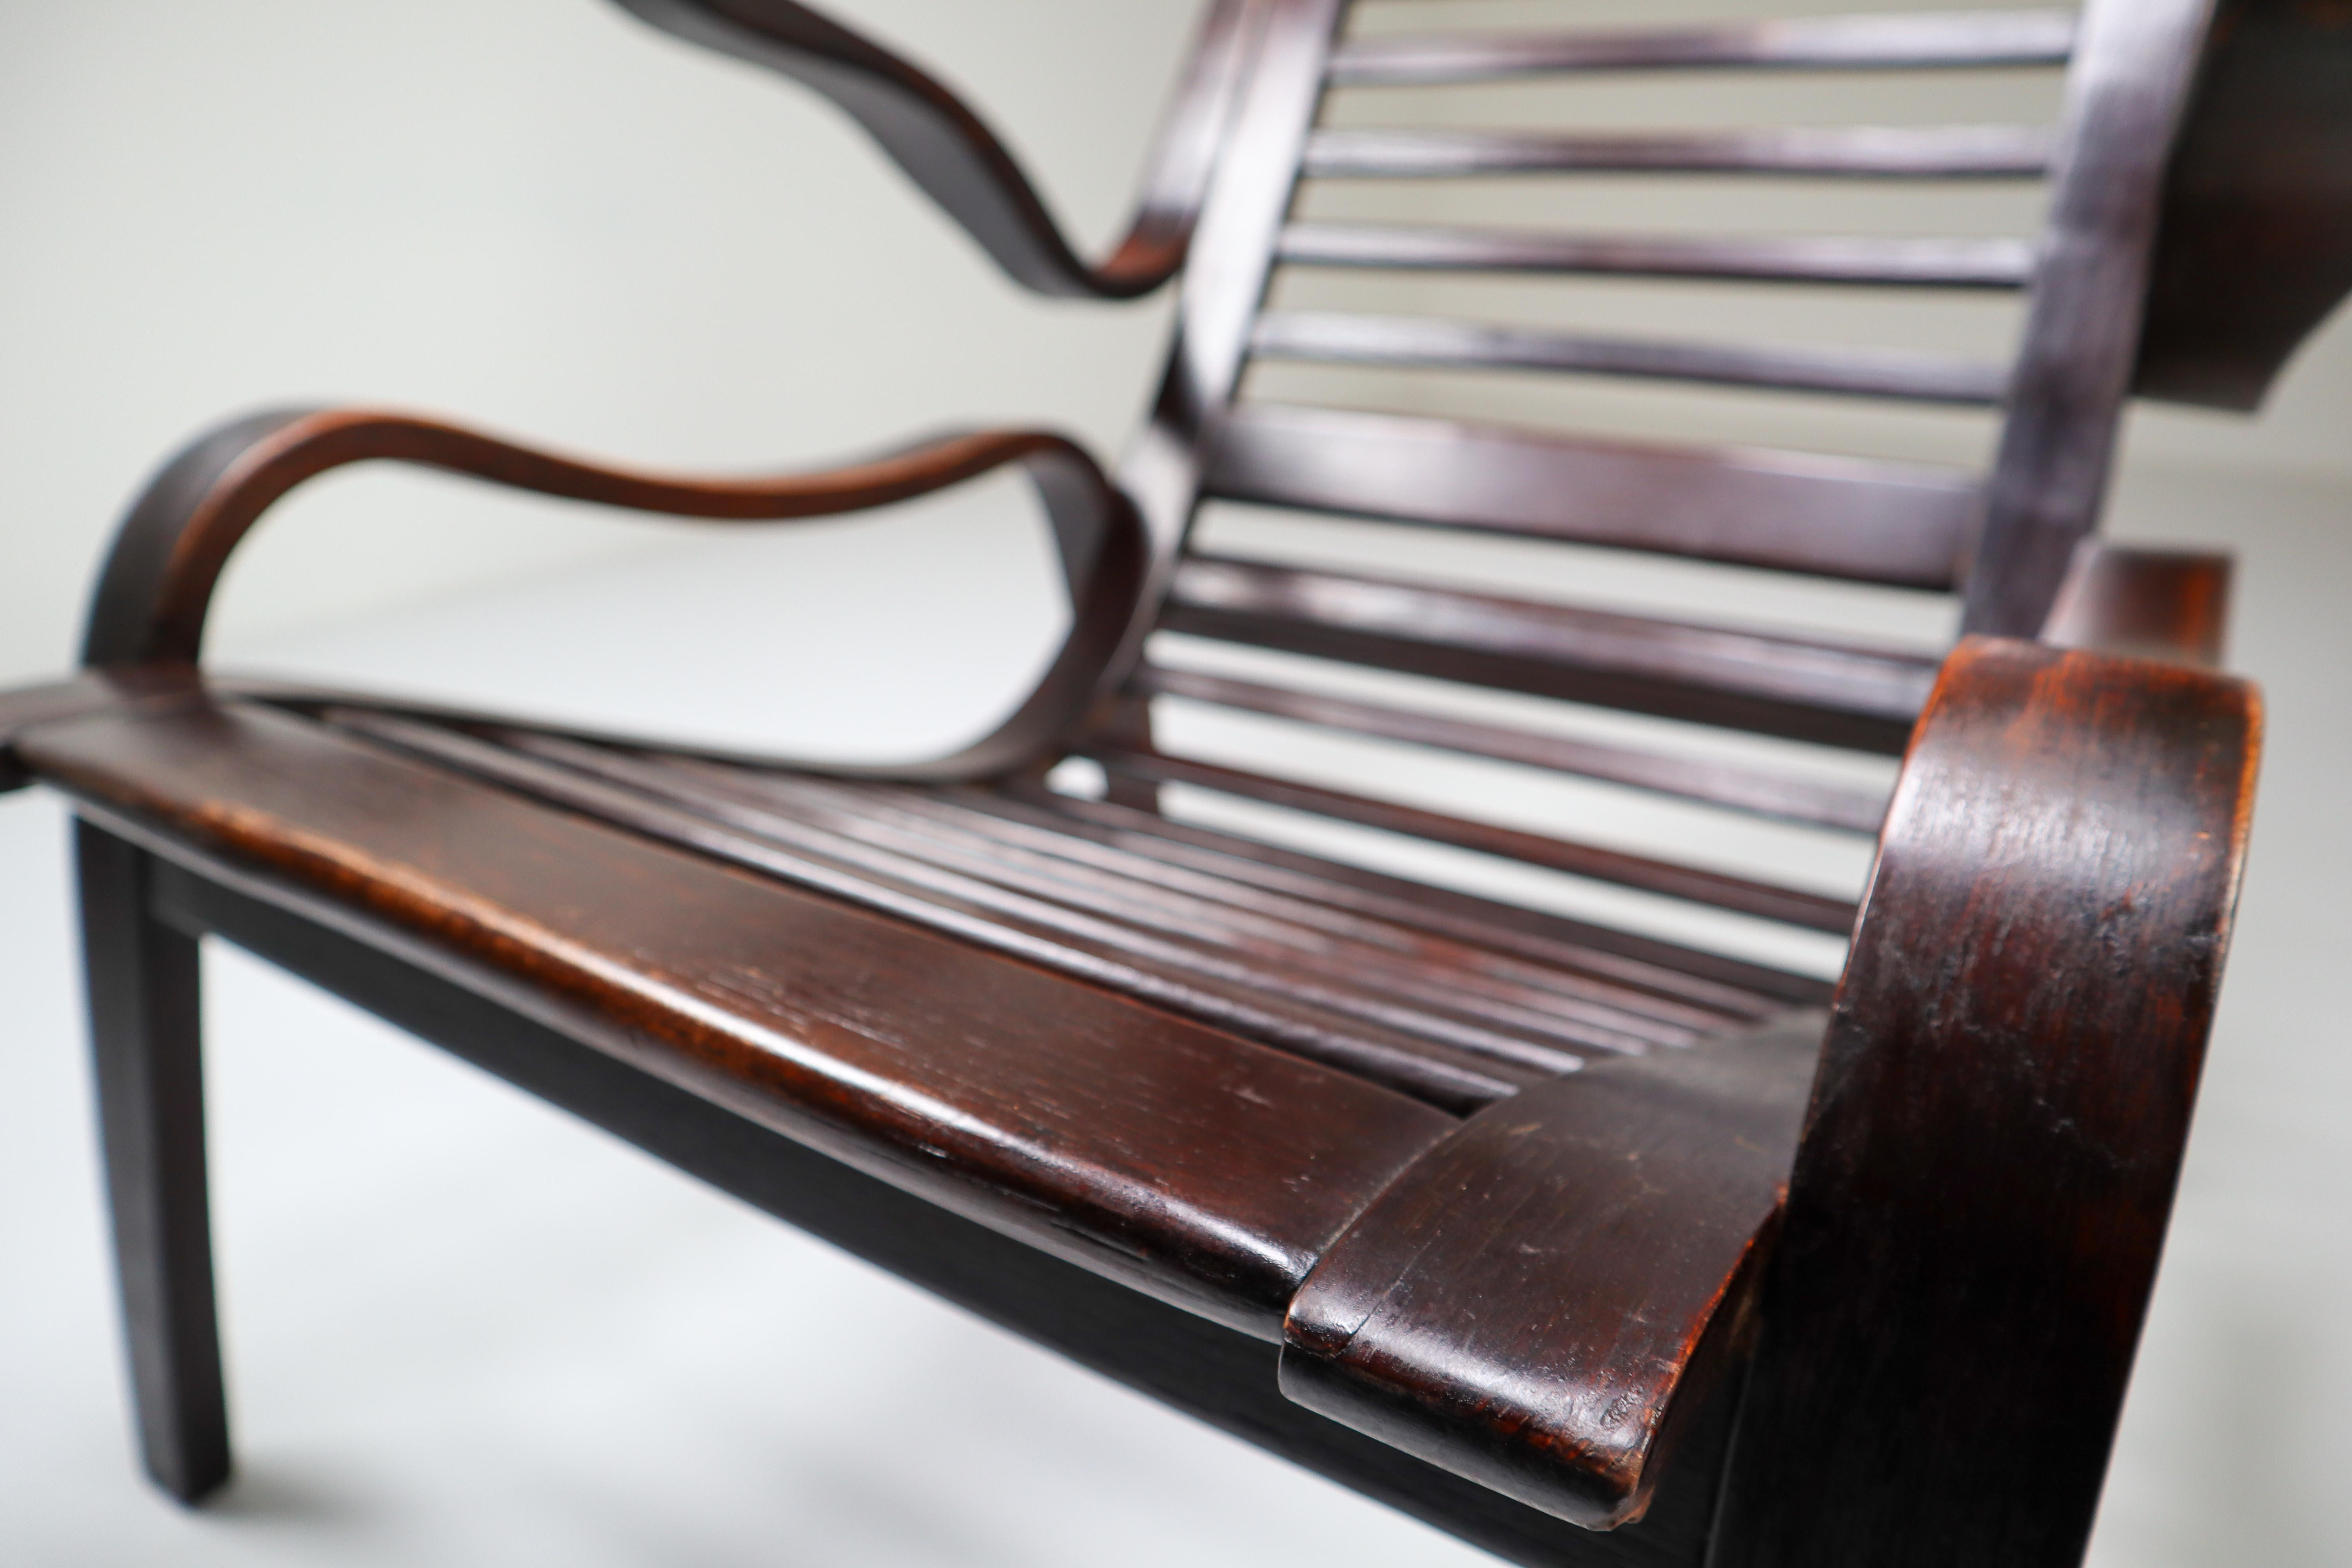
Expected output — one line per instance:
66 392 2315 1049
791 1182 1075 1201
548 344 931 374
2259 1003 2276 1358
1085 0 2232 978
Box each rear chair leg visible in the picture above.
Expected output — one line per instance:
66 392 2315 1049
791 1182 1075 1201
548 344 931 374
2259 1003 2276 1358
76 820 230 1503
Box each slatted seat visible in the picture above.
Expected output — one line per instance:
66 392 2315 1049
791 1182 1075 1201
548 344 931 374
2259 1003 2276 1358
2 1 2343 1563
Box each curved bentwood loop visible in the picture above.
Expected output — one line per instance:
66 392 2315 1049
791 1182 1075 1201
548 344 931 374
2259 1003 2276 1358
609 0 1267 299
82 408 1147 781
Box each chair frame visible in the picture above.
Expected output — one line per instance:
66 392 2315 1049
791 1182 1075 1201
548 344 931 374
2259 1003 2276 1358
2 1 2342 1563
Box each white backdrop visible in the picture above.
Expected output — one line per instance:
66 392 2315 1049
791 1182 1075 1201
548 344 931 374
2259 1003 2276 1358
2 3 2348 1565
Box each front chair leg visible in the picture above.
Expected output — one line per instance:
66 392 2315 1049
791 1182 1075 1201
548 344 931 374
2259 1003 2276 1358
76 820 230 1503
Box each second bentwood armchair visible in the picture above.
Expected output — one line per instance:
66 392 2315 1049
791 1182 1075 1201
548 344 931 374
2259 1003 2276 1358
3 2 2347 1564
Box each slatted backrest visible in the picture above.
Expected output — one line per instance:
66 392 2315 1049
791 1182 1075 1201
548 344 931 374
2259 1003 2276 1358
1089 0 2224 980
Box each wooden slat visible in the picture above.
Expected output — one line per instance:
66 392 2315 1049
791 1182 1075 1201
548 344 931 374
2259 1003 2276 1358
23 698 1463 1336
1303 124 2059 180
986 784 1830 1013
644 763 1697 1056
1327 11 2080 85
1203 405 1976 589
324 711 1559 1111
1085 746 1863 935
1134 663 1890 833
1162 553 1938 754
806 777 1749 1033
1251 311 2011 404
1278 222 2036 288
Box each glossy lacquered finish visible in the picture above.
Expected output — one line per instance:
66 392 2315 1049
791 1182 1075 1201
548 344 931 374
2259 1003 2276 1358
87 408 1143 780
1283 1014 1824 1530
1719 639 2261 1566
3 0 2327 1558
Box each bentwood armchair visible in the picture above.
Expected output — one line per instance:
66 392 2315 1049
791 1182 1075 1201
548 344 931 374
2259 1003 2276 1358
3 2 2345 1564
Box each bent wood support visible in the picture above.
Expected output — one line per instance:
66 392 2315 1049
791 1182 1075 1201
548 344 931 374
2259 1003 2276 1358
87 408 1143 781
1714 639 2261 1567
77 820 229 1503
7 0 2329 1555
607 0 1263 299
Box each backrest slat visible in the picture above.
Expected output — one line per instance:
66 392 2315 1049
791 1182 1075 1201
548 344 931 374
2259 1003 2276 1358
1202 404 1978 588
1251 311 2012 403
1276 223 2038 288
1134 663 1891 833
1083 746 1864 933
1303 124 2060 180
1164 555 1937 752
1326 9 2081 83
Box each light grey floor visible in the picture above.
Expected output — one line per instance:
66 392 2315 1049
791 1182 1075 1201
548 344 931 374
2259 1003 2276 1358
2 463 2347 1565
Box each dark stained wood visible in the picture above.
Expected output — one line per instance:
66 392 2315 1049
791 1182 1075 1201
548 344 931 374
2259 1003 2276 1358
341 710 1590 1103
86 408 1142 781
1325 11 2080 85
1278 223 2036 289
988 786 1833 1014
1119 0 1350 583
76 822 229 1503
1250 311 2011 405
620 760 1706 1053
1163 555 1936 753
1084 746 1861 936
144 857 1739 1568
2134 0 2352 410
1302 125 2057 181
0 670 210 793
1715 639 2261 1566
1963 0 2224 637
757 773 1738 1039
1132 663 1889 833
25 698 1459 1338
6 0 2306 1552
607 0 1262 299
2039 540 2232 666
1283 1013 1824 1530
1203 405 1977 589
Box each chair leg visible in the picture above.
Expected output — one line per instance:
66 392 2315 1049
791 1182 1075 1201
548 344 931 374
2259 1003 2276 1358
75 819 231 1503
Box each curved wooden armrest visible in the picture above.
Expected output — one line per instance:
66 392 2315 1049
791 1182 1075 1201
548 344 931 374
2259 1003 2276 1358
607 0 1261 299
84 407 1146 780
1717 637 2262 1563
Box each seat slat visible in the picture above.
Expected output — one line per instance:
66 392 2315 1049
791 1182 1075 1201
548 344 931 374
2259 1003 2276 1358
807 777 1752 1033
328 709 1552 1112
1278 222 2036 288
25 698 1467 1336
1163 553 1938 754
1301 125 2059 180
1327 10 2080 85
1084 745 1863 935
664 766 1701 1056
1134 663 1890 833
984 784 1829 1013
1203 405 1976 589
1252 311 2011 405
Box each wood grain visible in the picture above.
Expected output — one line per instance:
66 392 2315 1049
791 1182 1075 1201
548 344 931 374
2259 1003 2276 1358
1283 1013 1824 1531
25 697 1458 1338
1714 638 2261 1566
1202 404 1976 590
85 408 1142 781
1325 12 2079 85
